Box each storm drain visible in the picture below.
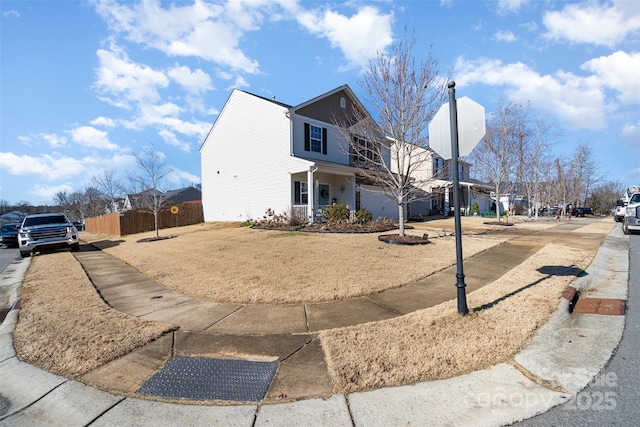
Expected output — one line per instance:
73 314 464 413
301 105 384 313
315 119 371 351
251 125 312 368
138 357 278 402
573 298 627 315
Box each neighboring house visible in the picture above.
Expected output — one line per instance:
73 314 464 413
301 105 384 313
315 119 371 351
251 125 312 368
163 186 202 205
200 85 394 222
0 211 28 225
122 187 200 212
392 144 491 217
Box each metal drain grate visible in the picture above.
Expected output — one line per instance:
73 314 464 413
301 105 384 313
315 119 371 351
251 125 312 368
138 357 278 402
573 298 627 315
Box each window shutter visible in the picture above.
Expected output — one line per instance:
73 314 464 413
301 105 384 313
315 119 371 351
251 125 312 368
294 181 301 204
322 128 327 154
304 123 310 151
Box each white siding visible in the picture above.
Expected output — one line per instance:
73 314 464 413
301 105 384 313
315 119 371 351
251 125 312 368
359 185 399 220
291 117 351 165
200 90 309 222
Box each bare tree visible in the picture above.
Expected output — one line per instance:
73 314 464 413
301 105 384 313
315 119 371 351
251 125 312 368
335 31 448 236
471 102 526 222
127 144 174 239
92 169 125 213
517 112 557 218
588 180 624 215
570 142 600 207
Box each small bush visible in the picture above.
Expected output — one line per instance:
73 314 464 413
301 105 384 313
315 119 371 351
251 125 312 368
355 209 373 223
251 208 304 229
323 203 349 224
512 205 524 215
471 201 479 215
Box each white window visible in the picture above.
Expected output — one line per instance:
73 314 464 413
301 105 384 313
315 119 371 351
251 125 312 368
310 125 322 153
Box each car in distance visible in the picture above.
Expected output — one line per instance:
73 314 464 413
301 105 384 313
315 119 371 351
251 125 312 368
573 206 594 217
614 199 626 222
0 223 20 247
18 213 79 258
623 192 640 235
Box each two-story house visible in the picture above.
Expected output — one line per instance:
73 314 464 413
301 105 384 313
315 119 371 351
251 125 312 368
199 85 396 223
392 143 492 217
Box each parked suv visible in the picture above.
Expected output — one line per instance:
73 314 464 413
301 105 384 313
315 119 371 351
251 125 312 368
18 213 79 258
0 223 20 247
623 192 640 235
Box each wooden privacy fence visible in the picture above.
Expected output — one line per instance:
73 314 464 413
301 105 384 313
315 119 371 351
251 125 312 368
84 202 203 236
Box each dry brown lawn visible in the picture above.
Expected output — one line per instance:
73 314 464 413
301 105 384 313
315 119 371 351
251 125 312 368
79 217 538 304
12 252 175 378
320 242 597 393
13 216 612 393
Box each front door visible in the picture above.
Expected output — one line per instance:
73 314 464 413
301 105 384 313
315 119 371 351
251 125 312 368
318 184 330 206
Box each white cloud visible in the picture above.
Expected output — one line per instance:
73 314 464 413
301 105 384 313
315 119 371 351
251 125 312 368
168 65 213 95
69 126 119 150
30 183 76 202
94 43 169 107
168 168 201 186
581 50 640 105
543 1 640 48
493 30 517 42
158 129 191 152
455 57 607 130
19 133 69 148
3 9 20 18
621 121 640 141
0 152 83 180
497 0 528 14
90 116 117 127
297 6 394 70
93 0 260 73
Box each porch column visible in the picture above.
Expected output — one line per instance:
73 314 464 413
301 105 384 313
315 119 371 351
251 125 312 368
307 168 315 222
444 186 450 217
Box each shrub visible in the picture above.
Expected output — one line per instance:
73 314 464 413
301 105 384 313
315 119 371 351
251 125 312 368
251 208 304 228
323 203 349 224
512 205 524 215
471 201 479 215
355 209 373 223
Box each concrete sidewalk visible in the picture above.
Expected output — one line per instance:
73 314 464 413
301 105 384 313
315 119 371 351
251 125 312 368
0 221 629 426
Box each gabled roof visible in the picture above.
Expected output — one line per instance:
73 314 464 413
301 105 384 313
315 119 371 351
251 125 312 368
237 90 293 109
291 85 366 116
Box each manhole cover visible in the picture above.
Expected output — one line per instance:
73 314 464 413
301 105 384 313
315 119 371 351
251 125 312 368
138 357 278 402
573 298 627 315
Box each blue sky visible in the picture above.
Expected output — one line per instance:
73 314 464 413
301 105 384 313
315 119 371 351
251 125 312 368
1 0 639 206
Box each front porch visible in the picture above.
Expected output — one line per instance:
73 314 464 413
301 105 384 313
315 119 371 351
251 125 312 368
291 165 356 223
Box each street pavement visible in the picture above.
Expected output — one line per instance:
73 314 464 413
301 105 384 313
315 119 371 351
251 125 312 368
516 231 639 426
0 219 631 426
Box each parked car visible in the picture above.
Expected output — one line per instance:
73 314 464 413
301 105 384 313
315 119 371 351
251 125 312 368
0 223 20 247
614 199 626 222
18 213 79 258
573 207 594 217
623 192 640 235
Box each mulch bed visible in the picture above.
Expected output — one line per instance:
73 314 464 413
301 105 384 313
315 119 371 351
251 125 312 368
483 221 514 226
251 222 397 234
137 236 177 243
378 234 430 245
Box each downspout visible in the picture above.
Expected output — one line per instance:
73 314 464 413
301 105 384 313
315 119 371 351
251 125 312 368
285 111 294 155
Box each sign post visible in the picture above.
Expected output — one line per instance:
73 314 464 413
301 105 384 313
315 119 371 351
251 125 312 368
429 81 486 316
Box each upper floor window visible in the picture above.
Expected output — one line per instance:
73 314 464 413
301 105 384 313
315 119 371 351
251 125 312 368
432 158 444 177
351 136 379 166
310 125 322 152
304 123 327 154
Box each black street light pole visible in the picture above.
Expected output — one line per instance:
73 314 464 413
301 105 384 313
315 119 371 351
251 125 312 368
448 81 469 316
